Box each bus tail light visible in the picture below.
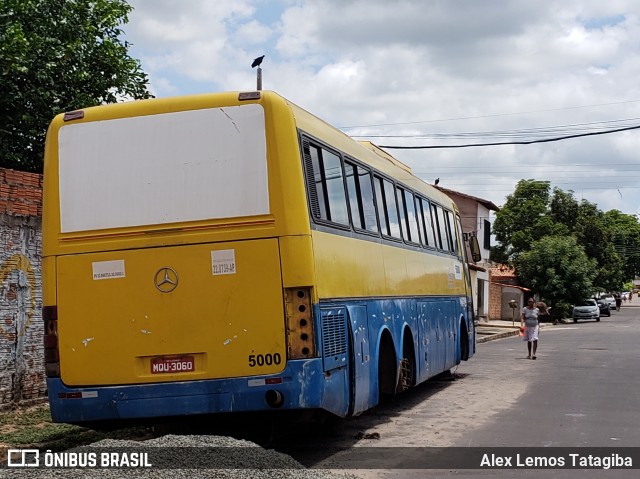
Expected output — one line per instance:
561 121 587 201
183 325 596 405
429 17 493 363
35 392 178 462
285 288 316 359
43 306 60 377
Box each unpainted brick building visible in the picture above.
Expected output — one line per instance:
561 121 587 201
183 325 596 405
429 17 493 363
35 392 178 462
0 167 46 407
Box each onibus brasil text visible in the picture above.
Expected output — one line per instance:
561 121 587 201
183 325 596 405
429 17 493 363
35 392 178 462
7 450 151 468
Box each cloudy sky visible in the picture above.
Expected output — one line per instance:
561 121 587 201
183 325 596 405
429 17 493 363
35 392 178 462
125 0 640 216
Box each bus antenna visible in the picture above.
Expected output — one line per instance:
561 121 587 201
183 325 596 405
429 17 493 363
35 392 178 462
252 55 265 90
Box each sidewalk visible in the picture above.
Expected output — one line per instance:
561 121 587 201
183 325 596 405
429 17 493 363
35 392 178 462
477 301 640 343
475 318 551 344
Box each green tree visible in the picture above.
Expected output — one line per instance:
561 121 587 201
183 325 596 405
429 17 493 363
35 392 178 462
549 187 579 231
494 181 626 292
605 209 640 281
0 0 152 172
490 179 564 263
514 236 597 318
573 200 622 292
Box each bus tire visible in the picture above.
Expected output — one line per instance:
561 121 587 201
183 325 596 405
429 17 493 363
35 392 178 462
378 332 397 401
397 332 416 392
459 319 469 361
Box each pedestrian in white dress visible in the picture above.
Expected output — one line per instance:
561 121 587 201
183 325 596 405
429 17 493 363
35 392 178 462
521 298 540 359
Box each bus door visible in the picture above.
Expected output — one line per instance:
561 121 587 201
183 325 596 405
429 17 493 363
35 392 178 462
418 300 451 379
417 302 431 382
346 305 374 415
443 300 457 370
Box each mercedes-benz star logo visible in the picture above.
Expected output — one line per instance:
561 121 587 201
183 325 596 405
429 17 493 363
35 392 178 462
154 267 179 293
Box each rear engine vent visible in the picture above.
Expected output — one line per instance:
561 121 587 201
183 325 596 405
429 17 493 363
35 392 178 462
321 307 348 371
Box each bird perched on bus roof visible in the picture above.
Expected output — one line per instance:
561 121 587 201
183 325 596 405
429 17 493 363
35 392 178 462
434 178 440 185
252 55 265 68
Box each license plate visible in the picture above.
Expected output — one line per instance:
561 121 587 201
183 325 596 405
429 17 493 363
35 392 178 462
150 356 195 374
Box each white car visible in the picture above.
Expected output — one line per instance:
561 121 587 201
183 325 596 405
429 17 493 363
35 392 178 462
602 295 616 311
573 299 600 322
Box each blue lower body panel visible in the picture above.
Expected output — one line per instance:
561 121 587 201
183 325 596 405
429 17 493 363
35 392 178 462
47 358 331 424
48 295 474 424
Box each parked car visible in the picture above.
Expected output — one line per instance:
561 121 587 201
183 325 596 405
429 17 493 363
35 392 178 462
603 295 616 311
596 299 611 317
573 299 600 322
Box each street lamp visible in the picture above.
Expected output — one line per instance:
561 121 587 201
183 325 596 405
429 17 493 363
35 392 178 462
508 299 518 326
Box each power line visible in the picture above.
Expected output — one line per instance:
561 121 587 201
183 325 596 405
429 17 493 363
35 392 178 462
340 99 640 129
377 124 640 149
413 163 640 170
351 117 640 140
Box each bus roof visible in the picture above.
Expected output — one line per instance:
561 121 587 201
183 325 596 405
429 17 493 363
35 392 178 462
280 92 454 208
49 90 456 211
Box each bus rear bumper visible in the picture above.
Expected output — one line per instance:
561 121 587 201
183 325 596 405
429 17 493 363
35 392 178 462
46 358 335 424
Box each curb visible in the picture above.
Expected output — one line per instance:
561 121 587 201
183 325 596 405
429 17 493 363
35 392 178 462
476 322 556 344
476 328 519 343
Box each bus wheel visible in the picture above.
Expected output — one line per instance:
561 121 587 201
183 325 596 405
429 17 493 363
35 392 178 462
459 320 469 361
396 358 413 392
396 335 416 393
378 333 397 401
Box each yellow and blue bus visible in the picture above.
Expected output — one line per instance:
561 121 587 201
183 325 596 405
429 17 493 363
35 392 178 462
42 91 476 424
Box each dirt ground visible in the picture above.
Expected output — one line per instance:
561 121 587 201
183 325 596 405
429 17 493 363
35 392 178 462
280 357 528 478
0 347 528 478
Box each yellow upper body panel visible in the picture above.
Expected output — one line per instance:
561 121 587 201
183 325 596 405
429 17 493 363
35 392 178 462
42 91 311 257
311 231 467 299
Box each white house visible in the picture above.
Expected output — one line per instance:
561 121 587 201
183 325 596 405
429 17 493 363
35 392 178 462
435 186 499 322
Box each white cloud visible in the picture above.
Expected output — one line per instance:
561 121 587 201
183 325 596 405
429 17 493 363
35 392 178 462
236 20 273 45
123 0 640 215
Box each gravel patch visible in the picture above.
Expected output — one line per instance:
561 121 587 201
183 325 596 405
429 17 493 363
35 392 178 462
1 434 362 479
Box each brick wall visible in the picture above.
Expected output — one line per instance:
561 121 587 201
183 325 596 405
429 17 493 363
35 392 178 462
0 167 46 407
0 168 42 217
488 282 502 320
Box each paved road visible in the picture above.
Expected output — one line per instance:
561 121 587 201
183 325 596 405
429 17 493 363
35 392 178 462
464 308 639 448
280 305 639 478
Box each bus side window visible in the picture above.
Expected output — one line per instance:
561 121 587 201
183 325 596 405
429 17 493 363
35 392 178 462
436 205 451 252
431 203 447 250
397 187 421 244
345 162 361 227
308 144 328 220
445 210 458 255
306 142 349 226
397 187 409 240
383 179 402 239
345 161 379 234
454 213 465 260
418 197 437 248
374 176 390 236
322 150 349 225
358 167 378 233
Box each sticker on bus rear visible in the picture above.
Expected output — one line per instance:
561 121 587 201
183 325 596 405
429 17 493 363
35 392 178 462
211 249 236 275
92 260 126 280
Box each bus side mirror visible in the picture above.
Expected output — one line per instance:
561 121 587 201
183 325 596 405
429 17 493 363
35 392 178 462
469 235 481 262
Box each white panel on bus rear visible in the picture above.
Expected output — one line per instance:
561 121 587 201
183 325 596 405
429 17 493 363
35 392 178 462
58 104 268 232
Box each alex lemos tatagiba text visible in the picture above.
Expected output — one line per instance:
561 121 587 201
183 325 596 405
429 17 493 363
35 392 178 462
481 452 633 469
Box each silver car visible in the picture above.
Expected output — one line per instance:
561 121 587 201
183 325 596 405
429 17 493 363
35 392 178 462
603 295 616 311
573 299 600 322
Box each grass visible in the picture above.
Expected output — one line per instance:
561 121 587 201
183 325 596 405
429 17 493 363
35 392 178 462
0 403 153 453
